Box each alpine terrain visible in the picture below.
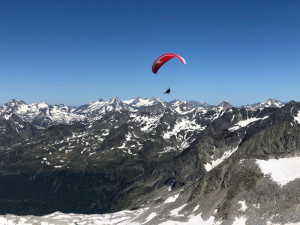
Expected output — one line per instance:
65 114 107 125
0 97 300 225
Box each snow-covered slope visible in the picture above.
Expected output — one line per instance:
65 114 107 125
256 157 300 186
242 98 284 110
74 97 137 117
123 97 163 107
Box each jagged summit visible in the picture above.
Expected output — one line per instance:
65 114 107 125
241 98 284 110
186 100 209 108
256 98 284 109
217 101 233 111
8 99 27 105
123 97 163 107
0 97 289 128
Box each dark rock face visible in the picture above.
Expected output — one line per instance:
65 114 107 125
0 98 300 224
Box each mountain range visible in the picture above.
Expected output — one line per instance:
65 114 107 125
0 97 299 225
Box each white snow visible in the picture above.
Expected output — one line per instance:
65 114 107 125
172 102 196 115
0 98 143 127
232 216 247 225
123 98 156 107
54 165 63 168
294 111 300 123
254 203 260 208
118 142 127 149
231 115 235 122
256 157 300 186
133 114 163 132
238 200 247 211
170 204 187 217
164 194 180 204
163 118 204 139
205 144 240 172
158 214 219 225
1 101 85 126
125 133 132 141
193 205 199 212
255 99 284 110
172 100 184 107
102 129 110 136
0 210 225 225
3 114 12 120
142 212 157 224
229 116 269 131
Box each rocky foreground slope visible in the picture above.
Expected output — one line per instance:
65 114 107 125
0 98 300 225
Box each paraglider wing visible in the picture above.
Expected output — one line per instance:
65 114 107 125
152 53 186 74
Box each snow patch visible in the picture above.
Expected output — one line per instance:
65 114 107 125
158 214 219 225
0 210 224 225
193 205 199 212
256 157 300 186
232 216 247 225
294 111 300 123
238 200 247 211
205 144 240 172
134 114 163 132
164 194 180 204
170 204 187 217
163 118 204 139
229 116 269 131
142 212 157 224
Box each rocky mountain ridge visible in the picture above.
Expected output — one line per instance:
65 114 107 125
0 97 300 225
0 98 284 129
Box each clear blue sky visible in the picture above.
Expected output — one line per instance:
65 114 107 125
1 0 300 106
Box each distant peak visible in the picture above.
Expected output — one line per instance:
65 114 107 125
150 97 161 101
218 101 232 107
8 99 27 105
216 101 233 111
266 98 278 102
110 97 121 103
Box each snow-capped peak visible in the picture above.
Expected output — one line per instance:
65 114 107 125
108 97 123 108
0 99 27 114
8 99 27 105
169 100 195 114
123 97 162 107
254 98 284 110
187 100 209 109
216 101 233 111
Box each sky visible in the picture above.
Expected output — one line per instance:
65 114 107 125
1 0 300 106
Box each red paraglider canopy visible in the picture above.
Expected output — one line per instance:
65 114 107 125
152 53 186 74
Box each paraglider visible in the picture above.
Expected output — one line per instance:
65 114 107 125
152 53 186 94
152 53 186 74
164 87 171 94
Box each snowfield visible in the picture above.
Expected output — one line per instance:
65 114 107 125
0 211 220 225
229 116 269 131
163 118 204 139
256 157 300 186
205 140 241 172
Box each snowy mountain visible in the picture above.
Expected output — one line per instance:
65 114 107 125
0 98 300 225
0 99 83 128
0 98 284 129
241 98 284 110
123 97 164 107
